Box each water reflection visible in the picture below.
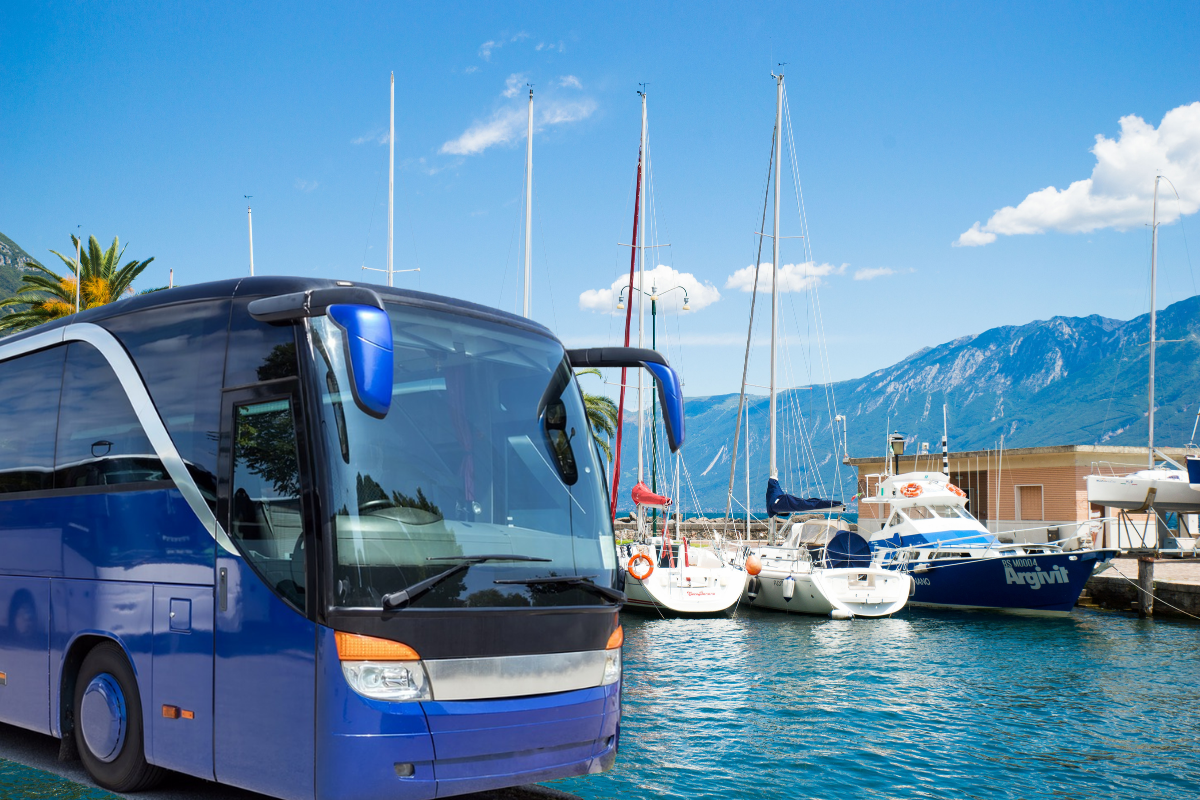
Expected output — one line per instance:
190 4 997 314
557 608 1200 800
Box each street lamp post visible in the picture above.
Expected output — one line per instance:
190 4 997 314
617 283 689 523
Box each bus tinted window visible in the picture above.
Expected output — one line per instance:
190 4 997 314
231 398 305 610
0 347 65 493
103 300 229 508
224 298 297 388
56 342 168 489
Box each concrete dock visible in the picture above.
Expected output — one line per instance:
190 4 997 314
1083 558 1200 619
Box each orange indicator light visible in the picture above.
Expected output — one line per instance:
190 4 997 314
606 625 624 650
334 631 420 661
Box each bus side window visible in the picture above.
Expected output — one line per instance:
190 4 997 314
0 347 64 494
102 299 230 512
55 343 167 489
224 298 297 389
230 399 305 610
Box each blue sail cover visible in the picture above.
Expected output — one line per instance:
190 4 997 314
766 478 840 517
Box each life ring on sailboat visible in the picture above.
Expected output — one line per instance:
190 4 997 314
900 483 923 498
947 483 967 498
627 554 654 581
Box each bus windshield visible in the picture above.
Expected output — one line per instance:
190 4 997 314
309 302 615 610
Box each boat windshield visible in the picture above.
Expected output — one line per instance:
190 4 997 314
903 504 972 521
309 303 615 610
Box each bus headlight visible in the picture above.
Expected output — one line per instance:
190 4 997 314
334 631 431 702
601 648 622 685
342 661 431 702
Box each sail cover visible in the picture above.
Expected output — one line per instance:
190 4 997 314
632 481 672 508
766 478 840 517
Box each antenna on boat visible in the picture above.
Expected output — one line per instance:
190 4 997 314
244 196 254 276
942 403 950 476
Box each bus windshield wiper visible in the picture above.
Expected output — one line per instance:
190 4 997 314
493 575 625 604
382 554 551 610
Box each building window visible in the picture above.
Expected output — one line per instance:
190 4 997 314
1016 485 1044 521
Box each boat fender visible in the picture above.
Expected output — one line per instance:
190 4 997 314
745 554 762 576
747 576 760 600
782 575 795 601
627 554 654 581
901 483 923 498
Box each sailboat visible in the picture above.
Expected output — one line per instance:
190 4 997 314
731 72 910 619
1087 176 1200 548
615 89 746 616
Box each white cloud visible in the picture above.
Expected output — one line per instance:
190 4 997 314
955 102 1200 246
294 178 318 192
478 40 499 60
351 130 389 146
853 267 896 281
464 66 479 74
579 265 721 315
502 73 526 98
724 261 845 293
440 79 597 156
559 75 582 89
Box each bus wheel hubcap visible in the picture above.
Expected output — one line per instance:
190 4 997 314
81 673 127 762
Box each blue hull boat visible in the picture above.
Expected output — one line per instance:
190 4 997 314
862 470 1119 615
905 547 1118 614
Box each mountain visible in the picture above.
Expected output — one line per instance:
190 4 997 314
611 295 1200 512
0 232 42 303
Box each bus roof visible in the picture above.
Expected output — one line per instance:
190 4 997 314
0 276 558 346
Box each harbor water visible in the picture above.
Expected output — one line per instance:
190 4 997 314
556 607 1200 800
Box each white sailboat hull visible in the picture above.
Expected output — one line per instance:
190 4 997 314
621 544 747 615
748 562 911 618
1086 471 1200 513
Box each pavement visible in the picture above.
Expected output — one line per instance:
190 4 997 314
1105 557 1200 583
0 722 581 800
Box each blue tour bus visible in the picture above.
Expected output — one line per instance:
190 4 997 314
0 277 685 799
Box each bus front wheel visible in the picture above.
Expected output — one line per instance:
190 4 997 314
73 641 164 792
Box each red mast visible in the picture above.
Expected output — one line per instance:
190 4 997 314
610 143 642 520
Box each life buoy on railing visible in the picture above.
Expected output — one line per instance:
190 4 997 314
627 553 654 581
947 483 967 498
900 483 923 498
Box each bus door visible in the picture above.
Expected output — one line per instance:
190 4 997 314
214 383 316 800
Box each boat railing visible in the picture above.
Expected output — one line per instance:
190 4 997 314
1089 460 1149 477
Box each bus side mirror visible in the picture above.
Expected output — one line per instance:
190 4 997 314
565 346 686 452
326 304 393 419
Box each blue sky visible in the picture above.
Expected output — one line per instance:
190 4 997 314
3 1 1199 400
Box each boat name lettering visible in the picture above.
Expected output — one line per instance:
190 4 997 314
1008 558 1036 567
1003 561 1070 590
914 577 931 586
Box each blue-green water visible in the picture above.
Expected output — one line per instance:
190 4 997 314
557 608 1200 800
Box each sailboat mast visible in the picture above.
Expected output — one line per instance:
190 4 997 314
770 73 782 481
637 90 648 484
388 71 394 287
1149 175 1159 469
523 88 534 317
610 94 644 519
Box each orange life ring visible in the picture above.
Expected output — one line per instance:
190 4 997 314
900 483 923 498
947 483 967 498
627 553 654 581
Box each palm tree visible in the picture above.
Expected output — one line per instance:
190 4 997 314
0 234 157 335
575 368 619 463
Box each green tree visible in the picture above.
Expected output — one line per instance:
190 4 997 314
0 234 158 335
575 368 619 463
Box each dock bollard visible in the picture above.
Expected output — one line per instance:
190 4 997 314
1137 556 1155 617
